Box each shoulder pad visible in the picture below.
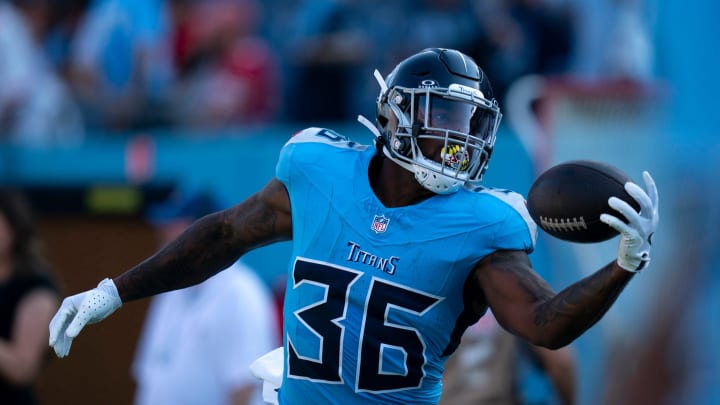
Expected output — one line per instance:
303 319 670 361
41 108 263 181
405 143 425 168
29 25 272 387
476 187 538 246
285 127 366 150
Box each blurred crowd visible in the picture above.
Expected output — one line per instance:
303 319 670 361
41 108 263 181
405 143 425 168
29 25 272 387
0 0 654 145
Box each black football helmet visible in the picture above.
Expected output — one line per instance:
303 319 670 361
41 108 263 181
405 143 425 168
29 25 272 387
374 48 502 194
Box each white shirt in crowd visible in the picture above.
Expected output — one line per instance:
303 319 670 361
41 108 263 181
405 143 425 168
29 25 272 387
132 261 278 405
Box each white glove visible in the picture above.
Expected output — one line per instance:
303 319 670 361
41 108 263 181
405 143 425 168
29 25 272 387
49 278 122 358
600 171 659 272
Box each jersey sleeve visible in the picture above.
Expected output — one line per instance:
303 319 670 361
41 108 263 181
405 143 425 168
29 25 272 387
274 129 307 185
486 189 537 253
276 127 363 187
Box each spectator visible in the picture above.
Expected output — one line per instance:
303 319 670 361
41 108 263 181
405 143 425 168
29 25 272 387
282 0 373 123
0 0 84 145
441 311 576 405
0 189 60 404
398 0 477 55
132 189 278 405
167 0 281 129
599 0 654 80
466 0 575 103
43 0 91 78
67 0 175 130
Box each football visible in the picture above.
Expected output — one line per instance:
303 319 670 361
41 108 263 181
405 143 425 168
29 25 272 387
527 160 640 243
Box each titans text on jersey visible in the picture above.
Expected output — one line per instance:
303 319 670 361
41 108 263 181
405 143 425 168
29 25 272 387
346 241 399 275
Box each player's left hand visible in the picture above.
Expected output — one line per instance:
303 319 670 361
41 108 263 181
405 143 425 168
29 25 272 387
600 171 658 272
49 278 122 357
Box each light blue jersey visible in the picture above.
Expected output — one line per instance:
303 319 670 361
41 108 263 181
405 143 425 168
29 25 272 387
275 128 537 404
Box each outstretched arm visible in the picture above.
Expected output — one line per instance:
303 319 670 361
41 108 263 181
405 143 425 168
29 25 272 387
471 252 633 349
49 178 291 357
472 171 658 349
116 178 292 302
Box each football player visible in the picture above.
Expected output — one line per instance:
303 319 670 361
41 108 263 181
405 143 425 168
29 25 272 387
49 48 658 405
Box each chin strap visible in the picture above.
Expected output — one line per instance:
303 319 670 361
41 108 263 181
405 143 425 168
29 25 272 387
357 68 419 175
357 114 381 138
358 115 415 178
373 69 388 94
356 67 389 140
357 114 416 175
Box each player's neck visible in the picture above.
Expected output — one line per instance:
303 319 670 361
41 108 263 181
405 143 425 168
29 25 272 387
369 155 435 208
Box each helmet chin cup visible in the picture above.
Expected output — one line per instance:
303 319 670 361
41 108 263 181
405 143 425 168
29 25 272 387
413 154 467 194
414 166 463 194
380 142 463 194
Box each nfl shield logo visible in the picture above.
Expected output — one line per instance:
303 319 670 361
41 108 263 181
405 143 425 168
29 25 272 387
371 215 390 234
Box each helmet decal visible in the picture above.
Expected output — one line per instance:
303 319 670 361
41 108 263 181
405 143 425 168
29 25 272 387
441 145 469 171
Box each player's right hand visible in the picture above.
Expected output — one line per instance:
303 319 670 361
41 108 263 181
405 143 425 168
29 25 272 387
49 278 122 358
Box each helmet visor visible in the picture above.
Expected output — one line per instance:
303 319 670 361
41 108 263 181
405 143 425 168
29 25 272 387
416 95 498 141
